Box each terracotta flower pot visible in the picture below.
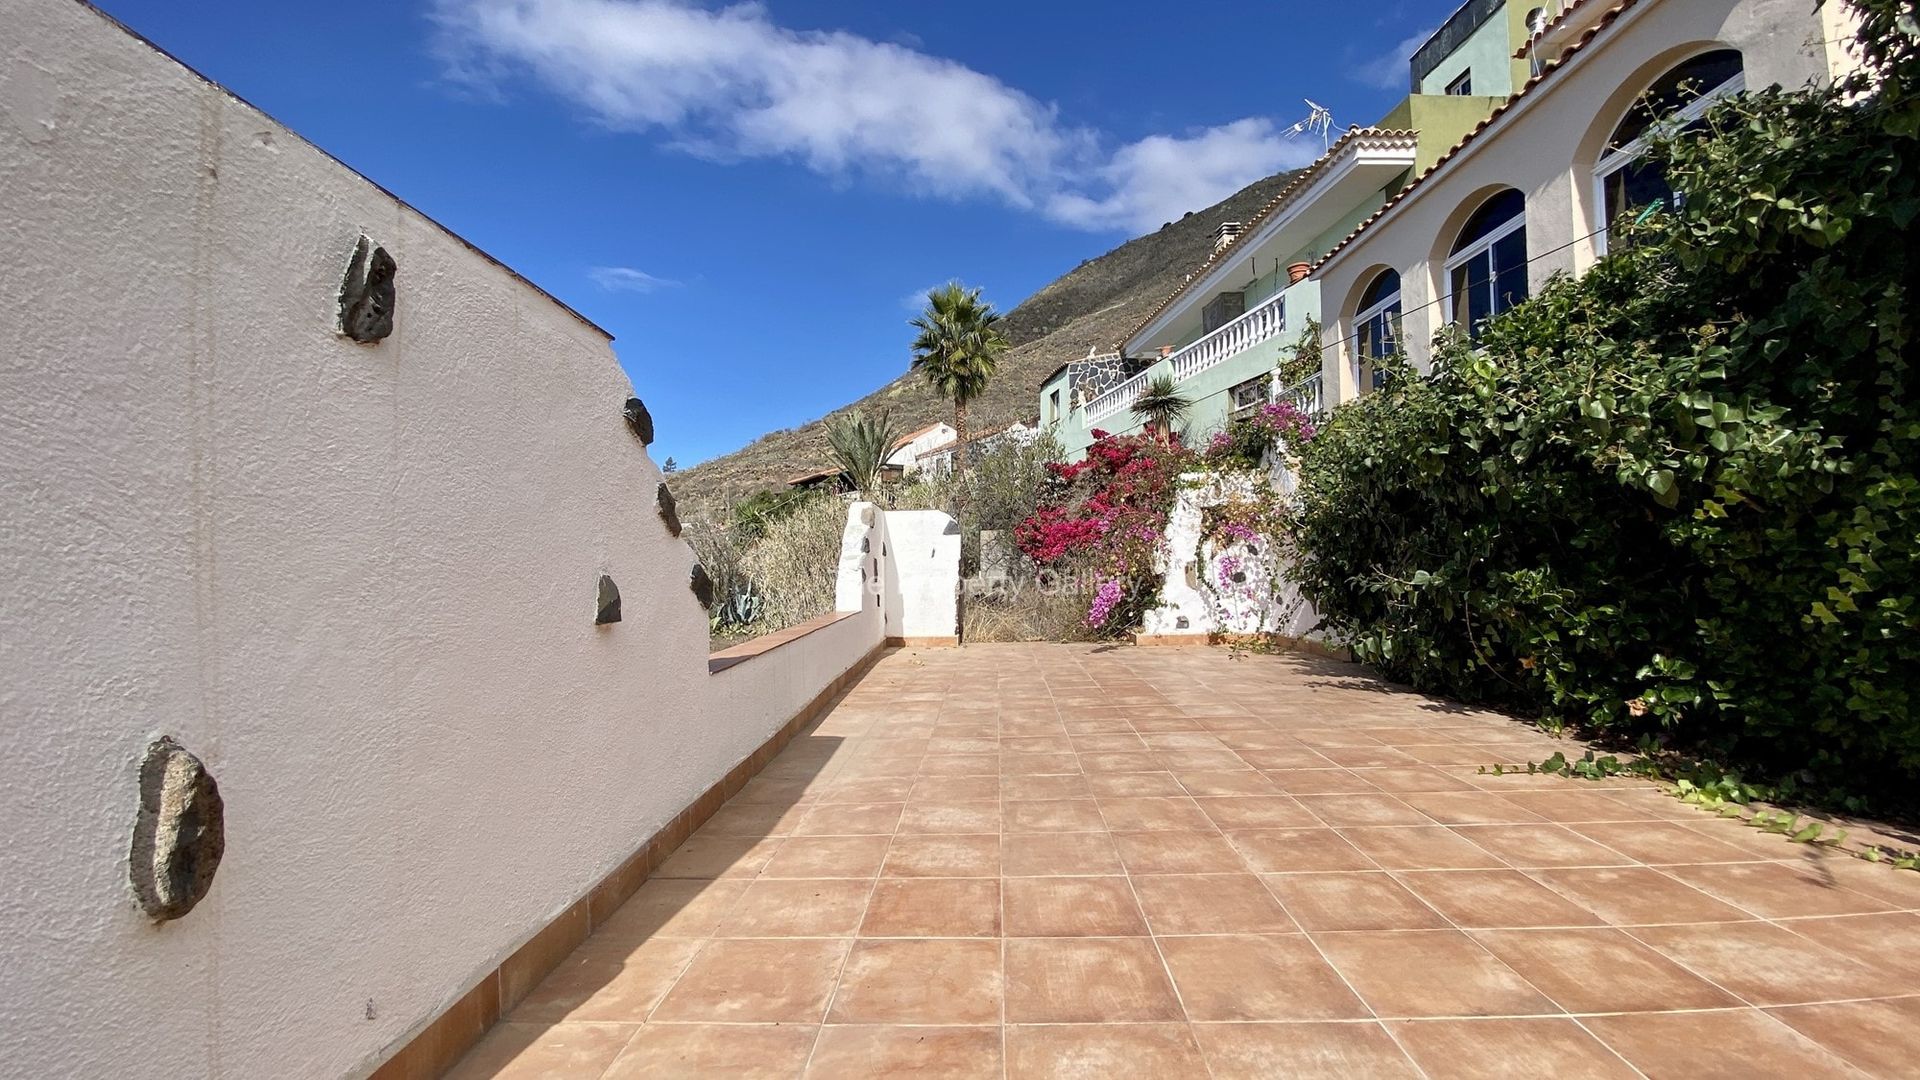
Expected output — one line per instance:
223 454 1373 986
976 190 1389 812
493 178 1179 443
1287 262 1312 284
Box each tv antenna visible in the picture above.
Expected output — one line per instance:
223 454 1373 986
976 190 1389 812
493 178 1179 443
1285 99 1335 152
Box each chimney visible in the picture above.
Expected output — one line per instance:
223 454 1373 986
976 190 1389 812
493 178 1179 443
1211 221 1244 254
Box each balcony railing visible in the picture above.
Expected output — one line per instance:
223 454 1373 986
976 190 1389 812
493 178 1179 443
1169 291 1286 384
1278 371 1324 417
1085 369 1152 423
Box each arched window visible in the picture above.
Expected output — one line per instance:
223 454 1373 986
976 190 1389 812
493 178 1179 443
1354 269 1401 390
1595 49 1745 247
1446 189 1527 335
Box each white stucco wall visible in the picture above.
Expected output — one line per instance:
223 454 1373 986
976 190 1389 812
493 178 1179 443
878 510 962 640
1316 0 1857 403
0 4 907 1078
1142 472 1318 641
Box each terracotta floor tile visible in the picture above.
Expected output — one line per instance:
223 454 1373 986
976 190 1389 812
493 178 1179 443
1262 872 1448 931
1297 794 1433 827
1315 930 1559 1018
1630 920 1912 1005
1004 735 1076 755
718 878 872 937
650 938 849 1023
1192 1021 1419 1079
1112 830 1251 875
1005 1023 1209 1079
1569 820 1765 864
793 801 905 836
1001 752 1082 775
1072 733 1151 753
1000 773 1091 800
1159 934 1368 1021
1097 796 1217 831
443 1021 636 1080
827 939 1003 1025
1583 1009 1863 1079
1225 828 1376 872
1339 827 1506 870
1398 869 1604 929
1195 795 1319 830
919 753 998 777
1496 789 1660 824
1356 766 1480 794
654 835 781 880
1004 938 1184 1023
1155 749 1249 771
693 802 811 838
1805 853 1920 910
912 775 1001 802
1470 928 1740 1013
1175 770 1281 797
513 938 703 1021
591 879 746 943
806 1026 1002 1080
1004 876 1149 936
1663 860 1901 919
1388 1018 1639 1079
1132 874 1296 934
1529 866 1754 925
860 878 1001 937
601 1023 817 1079
882 834 1000 878
898 799 1001 834
1767 997 1920 1078
1078 751 1169 774
816 777 917 803
1317 745 1423 768
1400 791 1547 826
1453 824 1633 868
1782 912 1920 980
1083 771 1186 797
758 835 891 879
1004 799 1107 833
1002 832 1125 877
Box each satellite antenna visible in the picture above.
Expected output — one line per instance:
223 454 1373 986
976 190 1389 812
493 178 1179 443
1284 99 1336 152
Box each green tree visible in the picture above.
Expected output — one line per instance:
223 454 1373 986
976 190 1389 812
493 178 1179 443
824 409 903 495
909 282 1009 495
661 456 679 473
1129 374 1193 443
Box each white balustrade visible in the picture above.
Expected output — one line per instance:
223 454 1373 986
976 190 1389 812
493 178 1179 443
1168 292 1287 384
1085 369 1153 423
1278 371 1324 416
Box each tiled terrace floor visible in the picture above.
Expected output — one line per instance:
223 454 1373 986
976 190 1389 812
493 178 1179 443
451 644 1920 1078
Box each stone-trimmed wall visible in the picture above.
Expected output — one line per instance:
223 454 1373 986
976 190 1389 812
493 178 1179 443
0 5 951 1079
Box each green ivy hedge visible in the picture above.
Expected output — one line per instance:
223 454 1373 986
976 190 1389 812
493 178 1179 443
1290 5 1920 800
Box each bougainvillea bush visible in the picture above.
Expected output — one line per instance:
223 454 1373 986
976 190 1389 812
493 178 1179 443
1290 7 1920 802
1014 431 1197 633
1204 401 1317 468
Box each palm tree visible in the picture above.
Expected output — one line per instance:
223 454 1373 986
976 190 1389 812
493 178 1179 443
1130 374 1193 443
824 409 903 495
909 282 1008 493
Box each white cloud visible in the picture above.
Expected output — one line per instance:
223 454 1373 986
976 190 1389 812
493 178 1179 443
588 265 680 292
1351 27 1435 91
431 0 1306 233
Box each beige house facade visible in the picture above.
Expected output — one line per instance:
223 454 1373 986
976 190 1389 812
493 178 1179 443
1314 0 1865 402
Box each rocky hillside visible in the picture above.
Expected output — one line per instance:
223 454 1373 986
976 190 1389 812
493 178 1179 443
673 168 1301 512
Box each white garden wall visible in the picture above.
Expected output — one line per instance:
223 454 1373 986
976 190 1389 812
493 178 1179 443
0 4 947 1077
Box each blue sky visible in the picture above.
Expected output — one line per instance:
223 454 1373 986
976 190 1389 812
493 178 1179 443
98 0 1464 467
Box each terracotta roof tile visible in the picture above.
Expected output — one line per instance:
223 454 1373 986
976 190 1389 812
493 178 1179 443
1313 0 1642 274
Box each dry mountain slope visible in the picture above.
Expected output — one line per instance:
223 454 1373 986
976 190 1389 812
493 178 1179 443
674 168 1302 510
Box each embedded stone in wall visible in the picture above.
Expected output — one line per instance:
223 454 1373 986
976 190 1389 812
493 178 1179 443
128 737 225 921
337 235 396 343
623 397 655 445
596 574 622 624
656 483 681 537
689 563 715 610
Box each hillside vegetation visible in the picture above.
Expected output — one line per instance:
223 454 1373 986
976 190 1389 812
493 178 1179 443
672 169 1301 512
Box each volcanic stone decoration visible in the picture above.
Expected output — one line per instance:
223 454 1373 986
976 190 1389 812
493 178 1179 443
656 483 681 537
623 397 655 446
689 563 716 610
596 574 622 624
128 737 225 921
338 235 397 343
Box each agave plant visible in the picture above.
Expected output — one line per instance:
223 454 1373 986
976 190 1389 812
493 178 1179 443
825 409 904 495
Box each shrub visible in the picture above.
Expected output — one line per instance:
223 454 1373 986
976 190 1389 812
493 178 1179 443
1290 10 1920 802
